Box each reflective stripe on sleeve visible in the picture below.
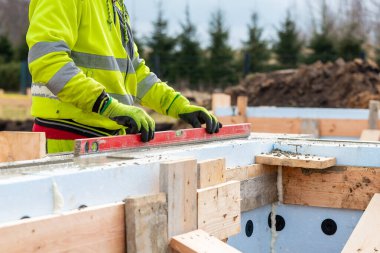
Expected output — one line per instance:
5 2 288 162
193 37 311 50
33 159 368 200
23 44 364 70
109 93 135 106
47 62 80 95
132 57 144 70
28 41 71 64
31 83 58 99
71 51 133 73
136 73 160 100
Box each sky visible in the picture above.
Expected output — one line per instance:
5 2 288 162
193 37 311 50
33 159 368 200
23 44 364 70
124 0 312 49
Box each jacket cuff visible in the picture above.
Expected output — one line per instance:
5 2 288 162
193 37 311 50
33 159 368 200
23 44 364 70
166 95 190 118
92 91 110 113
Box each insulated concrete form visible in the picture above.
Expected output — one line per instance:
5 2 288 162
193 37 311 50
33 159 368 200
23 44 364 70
0 133 380 252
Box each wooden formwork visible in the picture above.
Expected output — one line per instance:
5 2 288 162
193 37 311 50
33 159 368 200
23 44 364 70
0 142 380 252
0 158 264 253
213 94 380 140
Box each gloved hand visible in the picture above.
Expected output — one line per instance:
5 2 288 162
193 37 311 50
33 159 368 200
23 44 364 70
168 95 222 134
101 97 155 142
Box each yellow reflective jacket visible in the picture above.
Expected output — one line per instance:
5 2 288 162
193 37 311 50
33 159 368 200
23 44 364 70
27 0 179 131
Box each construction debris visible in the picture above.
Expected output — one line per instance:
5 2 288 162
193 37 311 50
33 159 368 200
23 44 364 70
226 58 380 108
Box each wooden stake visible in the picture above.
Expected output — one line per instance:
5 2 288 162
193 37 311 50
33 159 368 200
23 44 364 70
125 193 168 253
368 100 380 130
160 159 198 238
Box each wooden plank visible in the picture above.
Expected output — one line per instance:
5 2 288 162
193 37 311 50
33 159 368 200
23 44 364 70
319 119 376 137
342 194 380 253
248 117 380 137
217 116 246 125
255 152 336 169
283 166 380 210
170 229 242 253
212 93 231 112
197 158 226 188
160 159 198 238
241 173 278 212
0 132 46 163
368 100 380 129
225 164 277 181
0 203 125 253
197 181 240 239
360 129 380 141
237 96 248 117
249 118 301 134
124 193 168 253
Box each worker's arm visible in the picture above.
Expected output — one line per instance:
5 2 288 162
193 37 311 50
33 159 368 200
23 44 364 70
27 0 154 141
27 0 104 112
133 44 222 134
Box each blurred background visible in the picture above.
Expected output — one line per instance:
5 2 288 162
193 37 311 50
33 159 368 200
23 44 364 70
1 0 380 130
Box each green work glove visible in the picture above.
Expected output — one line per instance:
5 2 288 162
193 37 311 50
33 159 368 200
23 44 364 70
101 97 155 142
168 95 222 134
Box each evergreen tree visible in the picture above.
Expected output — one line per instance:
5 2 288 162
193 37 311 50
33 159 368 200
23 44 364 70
274 12 302 68
242 12 270 74
338 34 362 61
336 0 365 61
0 35 13 63
175 5 203 89
146 2 176 81
307 1 338 63
207 9 236 89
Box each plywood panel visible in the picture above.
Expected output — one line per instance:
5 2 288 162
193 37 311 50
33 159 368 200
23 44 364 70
160 159 198 238
197 158 226 188
0 203 125 253
170 230 242 253
342 194 380 253
197 181 240 239
125 193 168 253
0 132 46 163
283 166 380 210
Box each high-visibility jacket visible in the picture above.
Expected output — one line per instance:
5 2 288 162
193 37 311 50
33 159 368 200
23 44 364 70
27 0 179 131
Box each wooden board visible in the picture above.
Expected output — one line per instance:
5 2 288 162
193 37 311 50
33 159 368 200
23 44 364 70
249 117 380 137
170 229 242 253
248 118 301 134
237 96 248 116
225 164 277 181
368 100 380 129
283 166 380 210
0 203 125 253
217 116 247 126
360 129 380 141
197 158 226 188
0 131 46 163
160 159 198 238
342 194 380 253
212 93 231 111
255 152 336 169
124 193 168 253
197 181 240 240
241 173 278 212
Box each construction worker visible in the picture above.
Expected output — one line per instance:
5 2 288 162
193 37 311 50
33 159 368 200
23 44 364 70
27 0 221 154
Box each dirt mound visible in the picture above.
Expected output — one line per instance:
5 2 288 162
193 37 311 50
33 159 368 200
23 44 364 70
226 58 380 108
